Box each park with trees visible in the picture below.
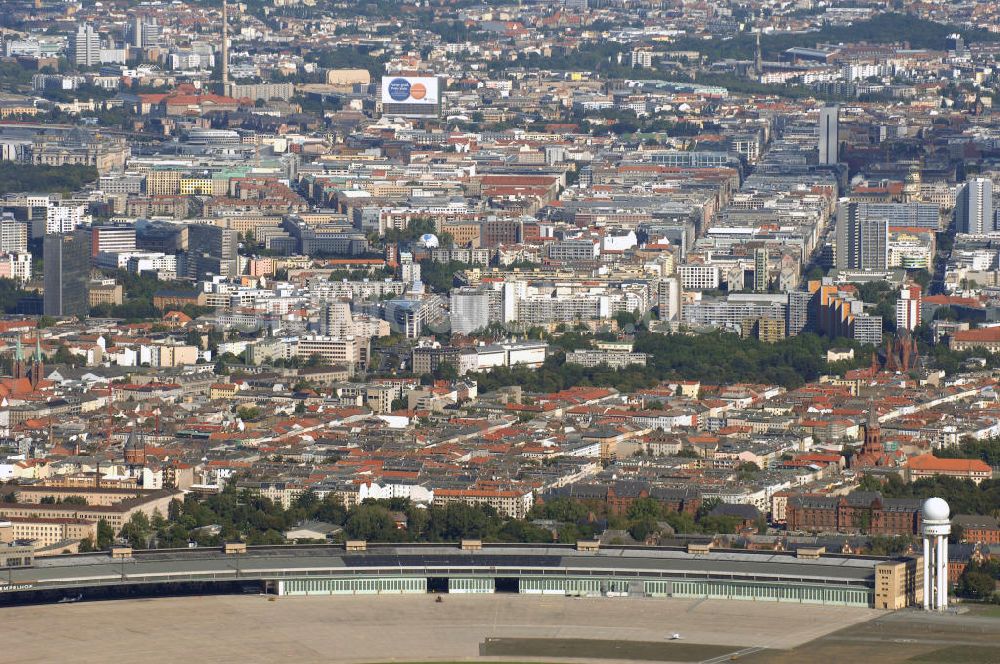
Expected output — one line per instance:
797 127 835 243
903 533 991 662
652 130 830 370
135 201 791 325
70 483 752 553
475 330 869 394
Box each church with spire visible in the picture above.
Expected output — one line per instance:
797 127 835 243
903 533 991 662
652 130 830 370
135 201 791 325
124 429 148 483
9 336 45 393
850 405 900 469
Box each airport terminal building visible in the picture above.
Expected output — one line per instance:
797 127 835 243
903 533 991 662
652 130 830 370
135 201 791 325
0 542 921 609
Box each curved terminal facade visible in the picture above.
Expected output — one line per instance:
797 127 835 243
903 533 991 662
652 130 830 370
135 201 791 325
0 542 922 609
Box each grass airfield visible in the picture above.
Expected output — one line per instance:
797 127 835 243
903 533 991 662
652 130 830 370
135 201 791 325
4 593 998 663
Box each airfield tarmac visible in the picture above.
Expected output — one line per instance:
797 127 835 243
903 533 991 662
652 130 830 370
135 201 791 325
2 593 882 663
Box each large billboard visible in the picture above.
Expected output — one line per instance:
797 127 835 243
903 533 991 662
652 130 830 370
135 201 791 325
380 76 441 117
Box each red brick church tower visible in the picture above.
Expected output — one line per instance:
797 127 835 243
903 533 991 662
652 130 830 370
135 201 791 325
851 405 893 469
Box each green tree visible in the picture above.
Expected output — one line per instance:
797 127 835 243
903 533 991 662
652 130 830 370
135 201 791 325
531 497 590 523
0 163 98 195
662 510 699 534
735 462 761 482
417 259 473 293
383 217 437 244
957 568 996 600
96 518 114 549
557 523 584 543
627 497 663 521
168 498 183 521
51 345 79 366
935 436 1000 467
120 512 152 549
313 496 347 525
494 520 553 543
697 515 742 535
628 518 659 542
294 490 319 511
344 504 397 541
429 502 492 540
236 405 261 422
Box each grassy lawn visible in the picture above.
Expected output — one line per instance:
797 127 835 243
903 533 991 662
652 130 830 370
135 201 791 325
908 646 1000 663
478 637 750 662
962 604 1000 619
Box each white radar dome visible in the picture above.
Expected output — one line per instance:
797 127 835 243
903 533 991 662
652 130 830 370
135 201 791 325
922 497 950 522
419 233 439 248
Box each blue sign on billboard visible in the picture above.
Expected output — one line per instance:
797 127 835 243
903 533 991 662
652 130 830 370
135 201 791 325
387 78 411 102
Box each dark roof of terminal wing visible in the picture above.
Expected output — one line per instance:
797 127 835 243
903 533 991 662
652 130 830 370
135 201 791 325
12 545 885 588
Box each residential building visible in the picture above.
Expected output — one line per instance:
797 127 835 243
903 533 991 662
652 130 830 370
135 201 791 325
433 487 534 519
567 349 648 369
895 284 922 332
451 289 490 335
46 203 89 235
0 517 96 548
0 253 31 283
0 215 27 253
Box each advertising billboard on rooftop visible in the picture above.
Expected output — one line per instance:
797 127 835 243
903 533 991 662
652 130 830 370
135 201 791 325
380 76 439 106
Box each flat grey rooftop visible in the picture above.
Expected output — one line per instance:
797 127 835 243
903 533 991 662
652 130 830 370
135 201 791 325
9 545 881 588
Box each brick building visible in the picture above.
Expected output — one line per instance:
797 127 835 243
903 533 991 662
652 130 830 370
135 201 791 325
953 514 1000 545
543 481 701 517
785 492 922 535
948 542 991 584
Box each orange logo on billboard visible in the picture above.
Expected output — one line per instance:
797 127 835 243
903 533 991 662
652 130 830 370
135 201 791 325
410 82 427 100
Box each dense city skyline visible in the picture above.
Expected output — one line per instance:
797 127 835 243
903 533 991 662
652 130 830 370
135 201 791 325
0 0 1000 661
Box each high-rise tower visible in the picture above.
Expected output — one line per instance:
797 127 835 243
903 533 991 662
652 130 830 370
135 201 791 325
69 24 101 67
895 283 922 332
43 230 90 318
818 106 839 166
956 178 993 234
221 0 229 90
835 200 888 272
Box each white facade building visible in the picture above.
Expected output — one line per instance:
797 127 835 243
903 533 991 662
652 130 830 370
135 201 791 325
46 204 89 234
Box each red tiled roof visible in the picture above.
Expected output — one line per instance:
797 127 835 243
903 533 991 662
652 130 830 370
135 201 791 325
953 328 1000 342
907 454 991 473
